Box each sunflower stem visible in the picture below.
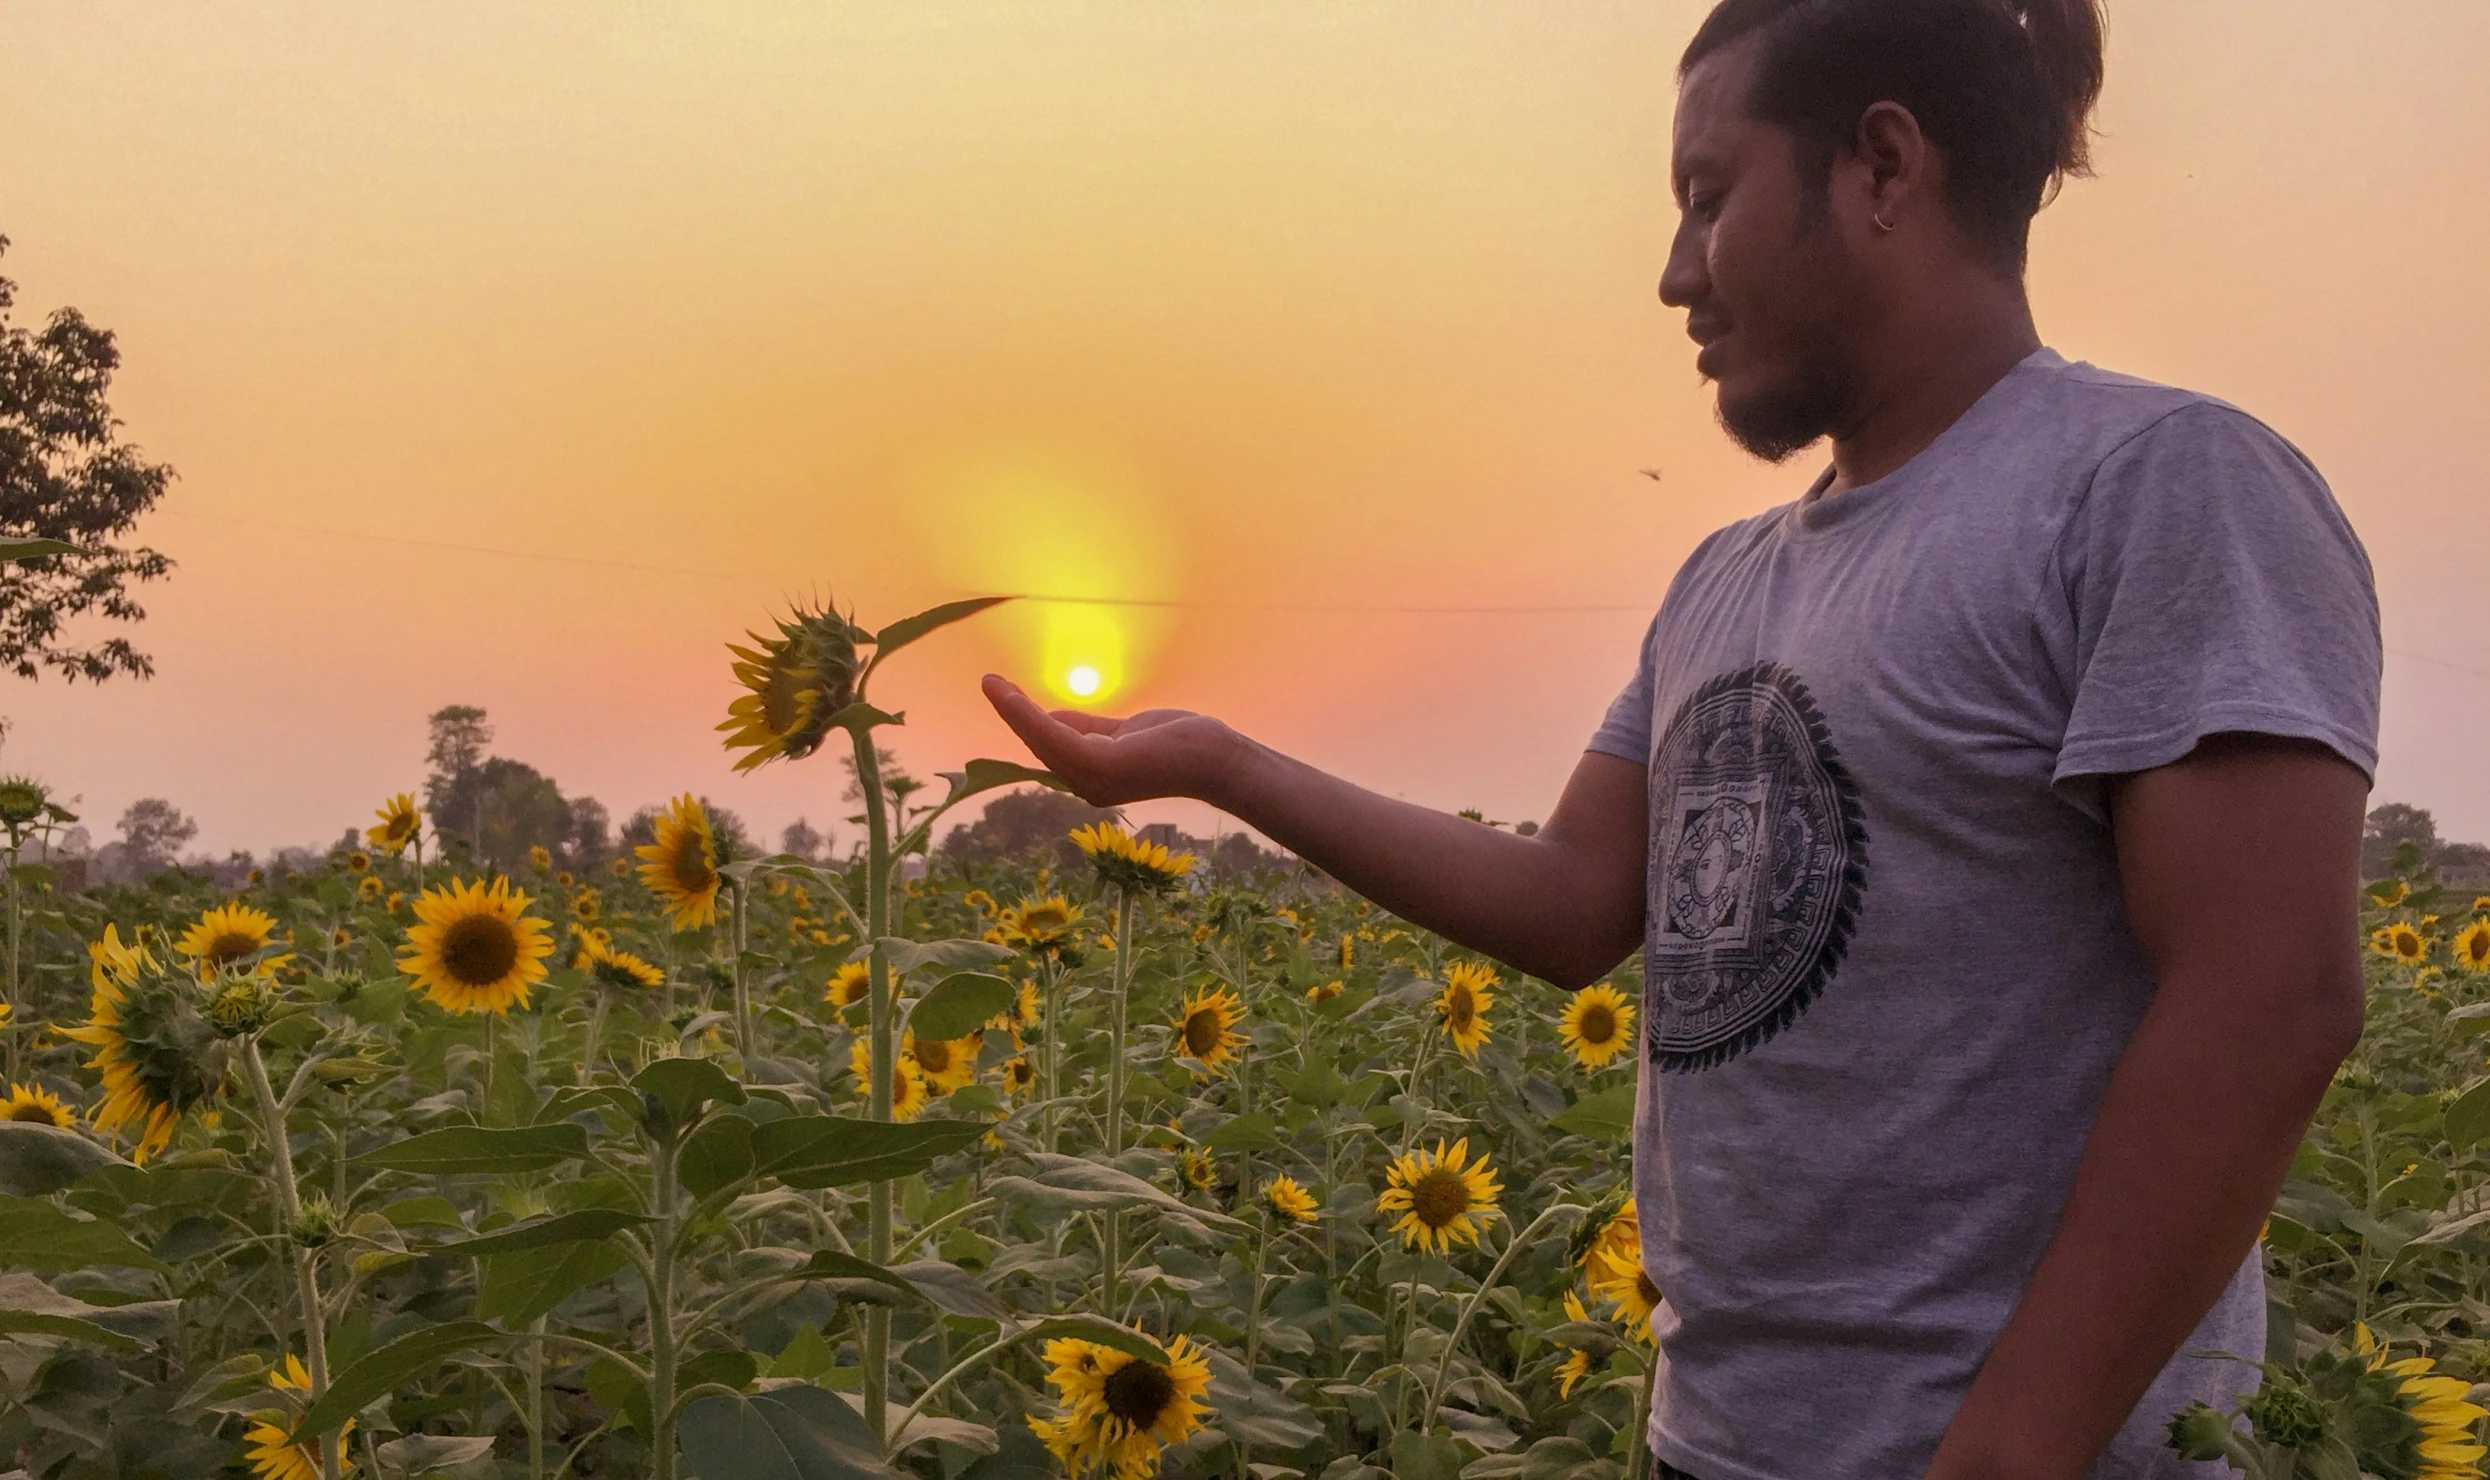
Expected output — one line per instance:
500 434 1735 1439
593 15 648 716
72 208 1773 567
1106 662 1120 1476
1418 1202 1584 1432
646 1129 682 1480
1102 887 1136 1316
2 840 20 1083
728 881 755 1077
527 1314 548 1480
1626 1343 1661 1480
1040 955 1063 1154
242 1035 337 1480
1242 1210 1271 1380
853 728 896 1447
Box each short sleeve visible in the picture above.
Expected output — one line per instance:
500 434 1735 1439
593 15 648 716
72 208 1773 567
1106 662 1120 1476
2048 401 2381 824
1587 614 1660 764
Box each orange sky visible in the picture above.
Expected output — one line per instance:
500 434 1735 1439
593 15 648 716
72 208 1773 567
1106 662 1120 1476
3 2 2485 857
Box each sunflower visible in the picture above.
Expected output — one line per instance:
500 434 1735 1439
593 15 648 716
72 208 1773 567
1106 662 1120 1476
637 795 722 931
907 1030 981 1095
4 1082 75 1127
2371 879 2412 908
2373 922 2429 963
1173 986 1247 1075
1436 961 1497 1059
2352 1325 2490 1478
1306 980 1343 1006
1377 1137 1503 1254
245 1355 354 1480
571 887 601 923
1000 895 1086 955
718 604 861 772
344 851 371 875
356 875 386 904
174 902 287 979
1264 1175 1319 1224
1001 1055 1038 1096
1559 983 1637 1071
1555 1288 1595 1399
367 794 421 856
1178 1148 1218 1191
2455 921 2490 975
848 1039 932 1121
826 961 872 1011
528 845 553 872
62 925 229 1164
1069 823 1197 896
1031 1334 1214 1480
579 937 665 993
397 877 554 1016
610 857 632 878
1588 1233 1660 1344
963 888 997 916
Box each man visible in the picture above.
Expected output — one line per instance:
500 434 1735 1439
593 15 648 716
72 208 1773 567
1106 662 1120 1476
983 0 2381 1473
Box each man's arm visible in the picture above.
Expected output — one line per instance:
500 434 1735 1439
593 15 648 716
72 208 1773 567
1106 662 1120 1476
1925 733 2370 1480
980 675 1648 987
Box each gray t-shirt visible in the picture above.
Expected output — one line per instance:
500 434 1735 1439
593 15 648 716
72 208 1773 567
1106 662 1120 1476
1587 349 2380 1480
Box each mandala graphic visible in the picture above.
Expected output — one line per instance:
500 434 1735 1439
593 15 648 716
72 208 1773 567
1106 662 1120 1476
1644 662 1868 1072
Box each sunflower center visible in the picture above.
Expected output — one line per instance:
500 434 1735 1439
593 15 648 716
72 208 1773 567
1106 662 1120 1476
761 656 814 735
1183 1010 1226 1058
1637 1269 1661 1306
1409 1167 1472 1229
1446 988 1474 1031
1577 1004 1616 1044
439 915 520 986
1102 1360 1177 1428
916 1040 954 1074
203 931 261 966
5 1099 57 1123
673 831 716 893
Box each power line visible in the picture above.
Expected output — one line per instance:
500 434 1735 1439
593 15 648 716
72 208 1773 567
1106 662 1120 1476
152 508 2490 672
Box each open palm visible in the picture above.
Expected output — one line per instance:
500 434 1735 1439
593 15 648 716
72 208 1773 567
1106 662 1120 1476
980 674 1241 807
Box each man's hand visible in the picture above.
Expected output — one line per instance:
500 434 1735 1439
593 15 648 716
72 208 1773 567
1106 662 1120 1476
978 672 1649 988
980 675 1246 808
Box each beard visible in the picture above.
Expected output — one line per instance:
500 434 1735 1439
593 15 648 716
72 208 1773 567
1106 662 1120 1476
1714 356 1851 463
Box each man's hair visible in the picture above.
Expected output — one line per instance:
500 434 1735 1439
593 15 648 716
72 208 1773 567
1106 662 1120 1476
1681 0 2107 269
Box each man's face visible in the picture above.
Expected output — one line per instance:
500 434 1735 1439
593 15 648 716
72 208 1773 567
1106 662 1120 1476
1660 43 1862 463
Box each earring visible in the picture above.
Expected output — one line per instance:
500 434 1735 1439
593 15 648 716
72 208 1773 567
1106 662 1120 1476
1873 210 1897 233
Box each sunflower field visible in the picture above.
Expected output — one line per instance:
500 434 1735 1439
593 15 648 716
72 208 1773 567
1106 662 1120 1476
0 596 2486 1480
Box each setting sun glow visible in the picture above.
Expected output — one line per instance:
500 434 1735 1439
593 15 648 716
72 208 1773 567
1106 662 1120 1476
1066 665 1102 699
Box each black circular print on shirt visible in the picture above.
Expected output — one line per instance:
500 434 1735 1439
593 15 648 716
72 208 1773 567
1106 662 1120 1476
1645 662 1868 1073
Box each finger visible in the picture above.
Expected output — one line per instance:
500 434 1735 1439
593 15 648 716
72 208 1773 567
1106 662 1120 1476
1052 710 1126 737
982 677 1083 765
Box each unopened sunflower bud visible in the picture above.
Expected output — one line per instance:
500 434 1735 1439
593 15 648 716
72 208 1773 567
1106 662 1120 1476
291 1192 340 1248
206 974 282 1037
2243 1381 2326 1449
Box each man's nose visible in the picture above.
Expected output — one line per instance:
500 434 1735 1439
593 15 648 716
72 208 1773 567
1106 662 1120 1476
1657 221 1706 309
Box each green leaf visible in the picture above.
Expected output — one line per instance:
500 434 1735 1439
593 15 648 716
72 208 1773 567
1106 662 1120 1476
480 1240 630 1325
906 972 1016 1043
1203 1113 1281 1153
679 1113 760 1201
357 1124 590 1175
0 538 78 562
1008 1315 1165 1364
872 596 1011 662
373 1435 498 1477
679 1383 895 1480
0 1196 169 1273
823 702 904 736
985 1153 1254 1239
876 938 1015 976
633 1057 748 1126
427 1209 650 1259
0 1309 143 1351
294 1321 501 1440
890 1259 1006 1321
2447 1075 2490 1150
0 1123 125 1197
1204 1349 1324 1449
786 1250 923 1304
932 760 1067 815
1549 1083 1636 1142
748 1116 988 1190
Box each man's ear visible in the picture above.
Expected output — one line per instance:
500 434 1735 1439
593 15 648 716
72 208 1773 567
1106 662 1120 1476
1848 100 1935 233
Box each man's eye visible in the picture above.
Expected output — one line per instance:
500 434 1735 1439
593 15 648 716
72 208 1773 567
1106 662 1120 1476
1688 192 1723 221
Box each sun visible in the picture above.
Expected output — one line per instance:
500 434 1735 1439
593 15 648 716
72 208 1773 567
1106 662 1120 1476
1066 664 1102 698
